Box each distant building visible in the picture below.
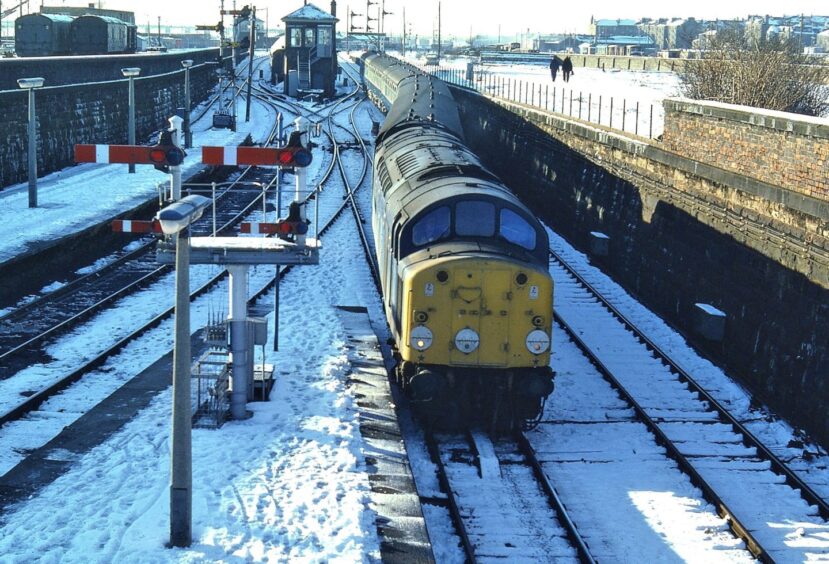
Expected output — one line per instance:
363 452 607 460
282 2 338 97
638 18 700 49
530 34 584 53
589 17 638 38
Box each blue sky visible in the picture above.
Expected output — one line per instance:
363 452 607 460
44 0 829 37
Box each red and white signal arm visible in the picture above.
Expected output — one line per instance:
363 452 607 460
202 146 312 167
111 219 163 233
74 144 185 167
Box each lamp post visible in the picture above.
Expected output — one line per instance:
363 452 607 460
156 194 211 548
121 67 141 173
17 77 44 208
181 60 193 148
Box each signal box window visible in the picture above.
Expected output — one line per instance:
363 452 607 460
500 208 537 250
412 206 450 246
456 201 495 236
304 27 315 46
290 28 301 47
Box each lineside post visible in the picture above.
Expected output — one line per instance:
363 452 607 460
169 223 192 547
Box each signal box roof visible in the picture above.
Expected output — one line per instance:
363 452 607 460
282 3 338 24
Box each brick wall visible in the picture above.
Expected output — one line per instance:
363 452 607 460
0 63 216 189
451 86 829 445
663 98 829 200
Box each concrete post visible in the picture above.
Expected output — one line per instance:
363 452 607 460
169 226 192 547
26 87 37 207
228 264 251 419
169 115 184 200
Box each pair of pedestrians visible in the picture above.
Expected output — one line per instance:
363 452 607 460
549 55 573 82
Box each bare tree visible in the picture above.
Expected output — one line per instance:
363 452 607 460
678 30 829 117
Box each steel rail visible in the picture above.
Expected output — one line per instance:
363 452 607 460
549 247 829 521
554 312 772 562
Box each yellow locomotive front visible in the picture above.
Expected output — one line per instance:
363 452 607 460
401 256 552 369
390 239 555 429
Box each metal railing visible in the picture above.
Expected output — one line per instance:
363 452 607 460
423 64 663 140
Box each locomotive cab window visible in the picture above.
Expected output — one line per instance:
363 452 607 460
412 206 450 246
456 201 495 236
499 208 537 250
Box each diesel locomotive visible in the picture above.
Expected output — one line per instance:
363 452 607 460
362 54 555 429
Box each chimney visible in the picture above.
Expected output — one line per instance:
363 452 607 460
331 0 337 17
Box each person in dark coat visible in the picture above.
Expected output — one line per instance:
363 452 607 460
562 56 574 82
549 55 562 81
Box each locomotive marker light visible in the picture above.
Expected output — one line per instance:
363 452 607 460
410 325 433 351
156 195 211 549
121 67 141 173
18 77 44 208
525 329 551 355
455 328 480 353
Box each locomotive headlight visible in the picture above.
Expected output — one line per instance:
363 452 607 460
411 325 433 351
526 329 550 355
455 328 480 354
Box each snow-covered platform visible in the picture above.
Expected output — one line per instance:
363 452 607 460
0 102 261 274
335 305 434 562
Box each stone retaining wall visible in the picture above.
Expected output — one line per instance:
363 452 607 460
0 63 216 189
0 48 220 90
663 98 829 200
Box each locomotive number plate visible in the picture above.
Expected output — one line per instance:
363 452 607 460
529 285 539 300
425 282 435 296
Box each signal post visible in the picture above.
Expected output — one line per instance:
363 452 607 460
75 116 320 548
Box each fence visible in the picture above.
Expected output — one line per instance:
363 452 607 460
422 64 663 140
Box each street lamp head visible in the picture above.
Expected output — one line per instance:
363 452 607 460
156 195 211 235
17 77 45 89
181 59 194 68
121 67 141 78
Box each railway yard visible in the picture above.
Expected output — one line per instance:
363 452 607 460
0 51 828 563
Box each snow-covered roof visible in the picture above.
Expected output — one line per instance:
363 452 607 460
282 3 337 23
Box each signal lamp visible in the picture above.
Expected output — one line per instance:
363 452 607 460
516 272 528 285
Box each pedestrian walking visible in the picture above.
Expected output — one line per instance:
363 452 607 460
549 55 562 82
562 56 574 83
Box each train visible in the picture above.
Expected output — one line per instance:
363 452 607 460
361 53 555 430
14 13 136 57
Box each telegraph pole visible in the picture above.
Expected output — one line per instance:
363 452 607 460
437 1 441 63
245 6 254 122
402 7 406 56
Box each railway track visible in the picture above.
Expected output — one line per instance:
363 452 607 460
0 73 370 475
543 243 829 561
425 428 593 563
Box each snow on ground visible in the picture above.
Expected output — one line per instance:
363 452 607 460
403 53 680 137
0 82 387 561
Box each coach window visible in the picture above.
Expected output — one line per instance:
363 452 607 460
456 201 495 237
499 208 537 250
412 206 450 246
